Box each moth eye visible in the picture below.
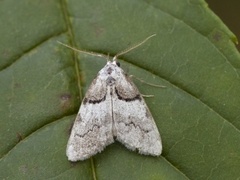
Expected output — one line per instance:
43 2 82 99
116 61 120 67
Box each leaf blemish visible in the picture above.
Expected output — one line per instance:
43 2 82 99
60 93 72 111
212 32 222 42
60 93 72 100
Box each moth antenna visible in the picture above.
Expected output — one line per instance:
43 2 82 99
130 75 166 88
107 53 111 62
113 34 156 61
57 41 109 59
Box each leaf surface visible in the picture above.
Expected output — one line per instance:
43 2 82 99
0 0 240 179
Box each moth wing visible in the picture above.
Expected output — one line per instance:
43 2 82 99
66 77 114 161
113 74 162 156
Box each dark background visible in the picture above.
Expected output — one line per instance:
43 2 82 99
207 0 240 51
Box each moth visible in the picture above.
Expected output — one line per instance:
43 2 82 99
59 35 162 161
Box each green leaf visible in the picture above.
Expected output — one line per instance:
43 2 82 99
0 0 240 179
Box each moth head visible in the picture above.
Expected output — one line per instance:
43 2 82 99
100 60 123 79
105 60 121 68
113 60 120 67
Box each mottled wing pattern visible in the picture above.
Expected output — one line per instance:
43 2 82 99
66 76 114 161
112 73 162 156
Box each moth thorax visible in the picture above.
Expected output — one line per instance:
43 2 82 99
106 67 113 74
106 76 116 86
